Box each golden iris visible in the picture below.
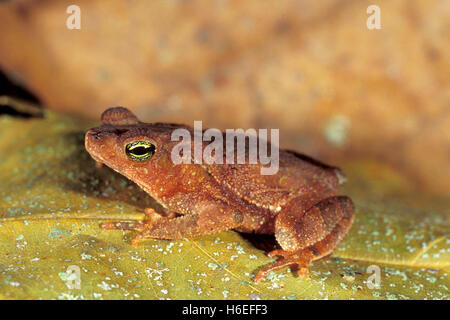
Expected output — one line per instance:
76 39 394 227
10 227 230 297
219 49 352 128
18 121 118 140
125 141 155 161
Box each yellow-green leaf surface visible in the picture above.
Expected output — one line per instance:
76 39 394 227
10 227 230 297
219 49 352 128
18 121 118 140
0 112 448 300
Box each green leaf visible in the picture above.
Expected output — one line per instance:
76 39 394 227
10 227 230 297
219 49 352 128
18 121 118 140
0 111 448 299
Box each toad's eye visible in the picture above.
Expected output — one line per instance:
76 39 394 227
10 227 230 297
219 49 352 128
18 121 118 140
125 141 155 161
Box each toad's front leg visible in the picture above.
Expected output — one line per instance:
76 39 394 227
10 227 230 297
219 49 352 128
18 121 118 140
101 198 244 245
255 196 354 282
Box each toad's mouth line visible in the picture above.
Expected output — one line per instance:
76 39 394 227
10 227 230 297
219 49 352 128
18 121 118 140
86 151 105 169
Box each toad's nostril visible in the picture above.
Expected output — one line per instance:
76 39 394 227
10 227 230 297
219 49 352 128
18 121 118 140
87 129 102 140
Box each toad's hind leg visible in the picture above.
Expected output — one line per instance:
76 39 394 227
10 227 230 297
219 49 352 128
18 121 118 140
254 196 354 282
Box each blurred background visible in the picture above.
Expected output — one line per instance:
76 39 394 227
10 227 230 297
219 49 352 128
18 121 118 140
0 0 449 196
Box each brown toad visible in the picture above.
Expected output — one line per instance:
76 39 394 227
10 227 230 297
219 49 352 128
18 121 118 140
85 107 355 281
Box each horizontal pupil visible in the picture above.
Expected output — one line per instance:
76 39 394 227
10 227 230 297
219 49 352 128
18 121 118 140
130 146 149 156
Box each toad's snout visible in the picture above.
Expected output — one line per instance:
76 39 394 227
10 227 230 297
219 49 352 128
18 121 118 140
85 128 107 154
86 128 104 141
85 129 108 165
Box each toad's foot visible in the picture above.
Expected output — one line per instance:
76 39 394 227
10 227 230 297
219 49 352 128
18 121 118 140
101 208 169 245
254 249 314 282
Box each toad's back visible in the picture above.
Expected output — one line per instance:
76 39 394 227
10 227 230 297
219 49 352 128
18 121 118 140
204 148 344 210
